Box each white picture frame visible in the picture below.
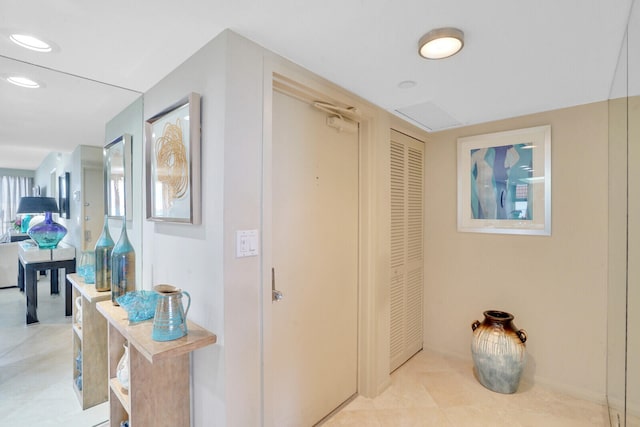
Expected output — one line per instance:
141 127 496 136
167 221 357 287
457 125 551 235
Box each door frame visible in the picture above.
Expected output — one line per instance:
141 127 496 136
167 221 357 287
261 58 389 426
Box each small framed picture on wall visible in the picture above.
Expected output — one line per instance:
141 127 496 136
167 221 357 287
457 125 551 235
144 92 201 224
58 171 70 219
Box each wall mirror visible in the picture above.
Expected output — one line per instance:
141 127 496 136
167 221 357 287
0 56 142 423
104 134 132 219
607 1 640 425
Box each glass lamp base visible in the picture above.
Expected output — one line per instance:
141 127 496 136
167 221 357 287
28 211 67 249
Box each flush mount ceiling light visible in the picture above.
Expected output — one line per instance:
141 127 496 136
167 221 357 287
9 33 53 52
6 75 41 88
418 27 464 59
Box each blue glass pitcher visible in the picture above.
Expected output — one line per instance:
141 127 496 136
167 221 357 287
151 284 191 341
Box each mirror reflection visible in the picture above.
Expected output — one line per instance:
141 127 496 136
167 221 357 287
607 0 640 425
0 57 142 424
0 56 140 171
104 134 132 219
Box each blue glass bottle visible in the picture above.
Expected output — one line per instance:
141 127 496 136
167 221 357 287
94 215 114 292
111 219 135 305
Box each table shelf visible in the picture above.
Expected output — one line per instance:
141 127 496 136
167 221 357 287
69 273 111 410
96 300 216 427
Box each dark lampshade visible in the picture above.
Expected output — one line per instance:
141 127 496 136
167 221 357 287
17 197 59 214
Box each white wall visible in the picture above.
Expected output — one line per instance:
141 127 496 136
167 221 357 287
425 101 609 402
139 29 412 425
142 32 228 426
34 151 71 199
69 145 102 250
0 168 34 177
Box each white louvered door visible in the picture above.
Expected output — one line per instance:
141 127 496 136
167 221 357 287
390 130 425 372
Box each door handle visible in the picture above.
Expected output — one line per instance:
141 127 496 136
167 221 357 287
272 268 284 302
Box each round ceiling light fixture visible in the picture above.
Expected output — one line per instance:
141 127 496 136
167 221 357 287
418 27 464 60
6 75 41 88
9 33 53 52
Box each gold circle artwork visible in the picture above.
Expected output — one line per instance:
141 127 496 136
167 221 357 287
155 118 189 209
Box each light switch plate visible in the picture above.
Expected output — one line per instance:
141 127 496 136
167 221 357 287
236 229 259 258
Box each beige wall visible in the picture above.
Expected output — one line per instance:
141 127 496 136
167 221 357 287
139 30 419 425
424 101 609 401
608 96 628 414
137 28 612 425
628 94 640 415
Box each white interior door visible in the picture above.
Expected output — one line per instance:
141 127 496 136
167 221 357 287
389 130 424 372
82 167 103 251
271 89 359 426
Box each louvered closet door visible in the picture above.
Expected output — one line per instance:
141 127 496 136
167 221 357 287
390 129 425 372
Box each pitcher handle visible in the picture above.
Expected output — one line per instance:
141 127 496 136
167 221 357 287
182 291 191 320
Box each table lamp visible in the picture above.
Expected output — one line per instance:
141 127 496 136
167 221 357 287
17 196 67 249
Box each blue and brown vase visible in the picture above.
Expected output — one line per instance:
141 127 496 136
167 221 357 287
471 310 527 394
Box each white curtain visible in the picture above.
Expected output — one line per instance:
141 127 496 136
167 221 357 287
0 176 34 235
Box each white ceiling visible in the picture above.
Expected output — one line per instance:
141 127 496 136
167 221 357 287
0 0 634 170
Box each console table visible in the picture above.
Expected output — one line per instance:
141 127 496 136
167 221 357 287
97 302 216 426
18 240 76 324
10 233 31 242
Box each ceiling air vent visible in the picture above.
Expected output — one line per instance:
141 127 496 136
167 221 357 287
395 101 462 132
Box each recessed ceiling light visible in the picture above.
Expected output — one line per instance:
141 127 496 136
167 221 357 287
9 33 53 52
418 27 464 60
398 80 417 89
6 76 41 88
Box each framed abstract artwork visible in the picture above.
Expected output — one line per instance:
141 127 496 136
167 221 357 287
145 93 201 224
457 125 551 235
58 171 70 219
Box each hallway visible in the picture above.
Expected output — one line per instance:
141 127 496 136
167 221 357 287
0 277 611 426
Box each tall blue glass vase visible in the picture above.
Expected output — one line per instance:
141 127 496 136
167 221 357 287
111 219 135 305
94 215 114 292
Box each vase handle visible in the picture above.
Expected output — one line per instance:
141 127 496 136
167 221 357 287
517 329 527 343
471 320 480 332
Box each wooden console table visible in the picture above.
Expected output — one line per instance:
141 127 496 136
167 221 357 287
96 301 216 427
18 240 76 324
69 274 110 409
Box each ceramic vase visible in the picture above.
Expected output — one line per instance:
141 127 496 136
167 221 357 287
116 343 130 391
471 310 527 394
152 284 191 342
111 220 135 305
94 215 114 292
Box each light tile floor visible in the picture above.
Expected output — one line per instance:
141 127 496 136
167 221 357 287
0 275 618 427
0 276 109 427
323 349 611 427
